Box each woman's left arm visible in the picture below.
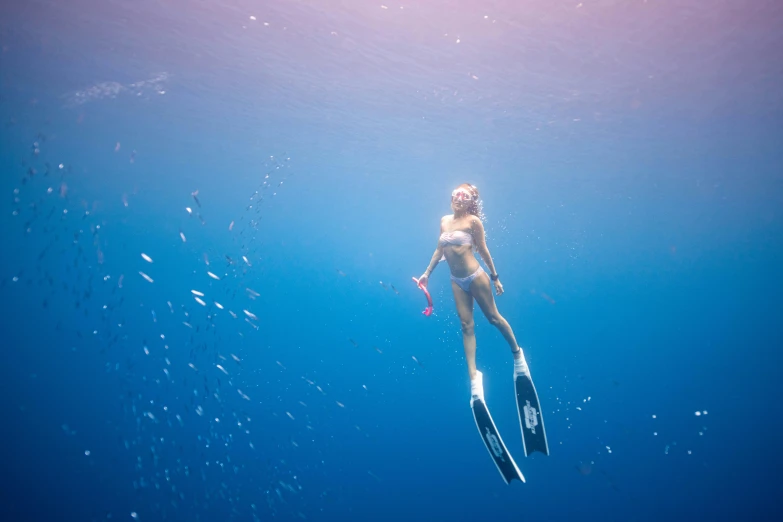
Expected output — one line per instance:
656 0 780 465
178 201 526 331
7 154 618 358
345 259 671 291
472 218 498 278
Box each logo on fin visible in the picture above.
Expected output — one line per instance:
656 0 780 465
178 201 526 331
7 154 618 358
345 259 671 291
523 400 538 434
484 427 505 461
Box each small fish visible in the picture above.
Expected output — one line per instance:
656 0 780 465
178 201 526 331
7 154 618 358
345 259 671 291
185 207 192 215
335 401 345 408
231 354 241 363
191 190 201 208
207 271 220 280
243 310 258 320
229 310 237 319
179 231 187 243
191 290 204 297
188 363 198 371
139 271 154 283
412 356 424 368
246 288 260 298
216 364 228 375
244 318 259 329
349 338 358 347
373 346 383 354
214 302 224 310
242 256 251 266
228 220 234 231
203 253 210 265
286 412 295 420
194 297 206 306
183 322 193 328
141 253 153 263
390 285 399 295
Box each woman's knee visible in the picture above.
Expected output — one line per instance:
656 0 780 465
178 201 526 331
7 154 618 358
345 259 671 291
461 320 475 335
487 314 505 327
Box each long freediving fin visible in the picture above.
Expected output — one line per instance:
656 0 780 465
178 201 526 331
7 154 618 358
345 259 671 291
514 362 550 456
471 372 525 484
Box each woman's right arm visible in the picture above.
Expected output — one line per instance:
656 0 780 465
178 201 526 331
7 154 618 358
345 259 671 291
417 218 446 286
422 244 444 278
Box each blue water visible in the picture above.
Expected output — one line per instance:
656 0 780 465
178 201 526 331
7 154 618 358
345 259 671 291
1 1 782 521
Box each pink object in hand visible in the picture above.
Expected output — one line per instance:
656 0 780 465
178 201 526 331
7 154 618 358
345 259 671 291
412 277 433 317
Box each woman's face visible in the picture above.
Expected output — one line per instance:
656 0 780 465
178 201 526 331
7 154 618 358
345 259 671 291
451 186 474 211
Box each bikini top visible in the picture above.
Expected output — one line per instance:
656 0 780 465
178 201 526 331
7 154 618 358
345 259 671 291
439 230 473 248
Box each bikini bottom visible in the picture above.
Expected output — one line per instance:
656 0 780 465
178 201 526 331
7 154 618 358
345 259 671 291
451 265 484 293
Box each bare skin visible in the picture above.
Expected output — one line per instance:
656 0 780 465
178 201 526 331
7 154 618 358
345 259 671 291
417 188 521 380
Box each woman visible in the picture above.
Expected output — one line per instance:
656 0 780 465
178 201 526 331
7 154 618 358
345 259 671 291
416 183 529 401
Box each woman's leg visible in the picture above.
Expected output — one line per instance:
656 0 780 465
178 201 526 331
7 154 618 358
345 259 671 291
452 280 477 379
470 272 520 353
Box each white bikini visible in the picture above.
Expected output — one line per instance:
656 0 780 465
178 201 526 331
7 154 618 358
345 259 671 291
439 230 485 293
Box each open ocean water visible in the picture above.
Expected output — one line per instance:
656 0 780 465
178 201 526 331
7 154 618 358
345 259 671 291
1 1 781 521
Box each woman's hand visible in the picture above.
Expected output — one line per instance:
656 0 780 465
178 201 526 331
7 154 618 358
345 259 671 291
415 273 429 288
493 279 504 296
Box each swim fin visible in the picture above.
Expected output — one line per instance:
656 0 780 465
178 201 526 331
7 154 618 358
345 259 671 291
471 372 525 484
514 362 549 456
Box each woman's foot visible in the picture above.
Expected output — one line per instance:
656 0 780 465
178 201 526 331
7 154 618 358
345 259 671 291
471 370 484 401
513 347 530 377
